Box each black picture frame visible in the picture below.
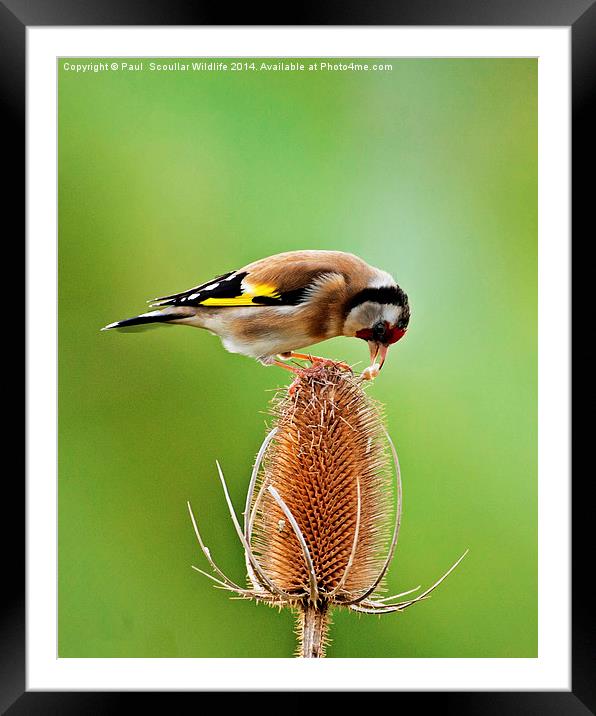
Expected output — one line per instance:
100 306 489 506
7 0 587 711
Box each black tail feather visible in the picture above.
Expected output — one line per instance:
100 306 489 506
101 310 191 331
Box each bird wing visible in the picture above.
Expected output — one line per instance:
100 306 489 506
149 261 345 309
149 251 371 309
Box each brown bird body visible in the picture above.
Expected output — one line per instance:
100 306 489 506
103 250 411 376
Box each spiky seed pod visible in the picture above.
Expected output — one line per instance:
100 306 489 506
246 364 392 656
251 364 393 600
188 363 467 658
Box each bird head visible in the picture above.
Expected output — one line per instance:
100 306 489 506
343 284 410 371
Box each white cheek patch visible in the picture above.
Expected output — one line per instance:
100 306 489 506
343 303 375 336
381 305 401 325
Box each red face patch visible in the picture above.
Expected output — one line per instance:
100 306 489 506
386 326 406 345
356 323 406 344
355 328 374 341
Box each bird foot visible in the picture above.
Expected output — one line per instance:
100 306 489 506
278 352 353 374
274 354 354 395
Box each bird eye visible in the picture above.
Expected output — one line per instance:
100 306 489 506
372 321 386 341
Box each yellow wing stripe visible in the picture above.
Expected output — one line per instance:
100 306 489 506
198 282 280 307
200 296 258 306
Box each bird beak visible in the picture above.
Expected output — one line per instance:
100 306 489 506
368 341 390 370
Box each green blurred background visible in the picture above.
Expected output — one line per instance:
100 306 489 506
58 58 537 658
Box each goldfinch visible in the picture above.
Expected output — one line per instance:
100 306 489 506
102 250 410 379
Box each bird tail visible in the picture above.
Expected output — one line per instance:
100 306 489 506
101 308 194 331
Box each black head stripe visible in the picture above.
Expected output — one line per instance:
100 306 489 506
346 285 409 313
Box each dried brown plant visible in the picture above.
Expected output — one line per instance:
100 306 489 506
188 363 467 658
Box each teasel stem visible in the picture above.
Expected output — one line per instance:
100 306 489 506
299 601 330 658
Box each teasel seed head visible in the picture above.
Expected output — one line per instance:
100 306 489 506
188 364 468 658
252 364 393 598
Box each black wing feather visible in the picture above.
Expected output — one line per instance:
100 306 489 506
150 271 244 307
150 270 309 308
